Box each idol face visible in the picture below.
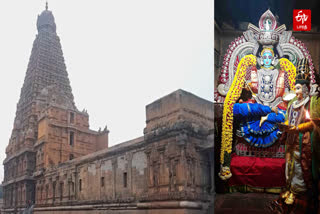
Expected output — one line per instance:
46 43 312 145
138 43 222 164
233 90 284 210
263 52 273 68
295 83 303 100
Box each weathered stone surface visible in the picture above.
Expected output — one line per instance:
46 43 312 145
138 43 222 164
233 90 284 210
2 7 108 211
3 6 213 214
32 208 207 214
145 89 213 135
29 89 213 214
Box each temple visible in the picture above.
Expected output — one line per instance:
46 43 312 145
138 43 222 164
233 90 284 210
2 5 214 214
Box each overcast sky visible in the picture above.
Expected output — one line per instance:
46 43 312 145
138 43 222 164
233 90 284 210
0 1 213 181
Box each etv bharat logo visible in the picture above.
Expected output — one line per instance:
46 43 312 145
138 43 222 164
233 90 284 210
293 10 311 31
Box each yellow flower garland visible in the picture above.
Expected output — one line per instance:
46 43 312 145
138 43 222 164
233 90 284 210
220 56 296 166
220 55 256 164
279 58 296 91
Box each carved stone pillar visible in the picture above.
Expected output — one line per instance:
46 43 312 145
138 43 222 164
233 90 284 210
112 158 117 199
127 152 133 195
176 133 188 191
168 157 178 192
145 148 152 190
52 180 56 204
13 183 17 208
209 152 214 194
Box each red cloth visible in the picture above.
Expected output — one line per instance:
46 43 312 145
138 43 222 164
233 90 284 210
229 154 286 188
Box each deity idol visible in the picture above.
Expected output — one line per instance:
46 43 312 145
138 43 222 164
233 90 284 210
218 46 297 181
217 10 318 182
270 58 320 213
219 51 295 180
232 46 289 148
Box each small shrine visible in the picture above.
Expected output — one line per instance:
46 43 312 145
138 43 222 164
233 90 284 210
214 9 320 213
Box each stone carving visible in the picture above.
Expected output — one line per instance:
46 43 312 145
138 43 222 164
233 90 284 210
215 9 316 102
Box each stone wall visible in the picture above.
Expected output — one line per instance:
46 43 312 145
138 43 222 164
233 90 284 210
3 87 109 212
32 89 214 214
34 104 108 170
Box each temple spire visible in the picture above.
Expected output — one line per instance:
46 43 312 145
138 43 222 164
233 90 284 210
45 1 48 10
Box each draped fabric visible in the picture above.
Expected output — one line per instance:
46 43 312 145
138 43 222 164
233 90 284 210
229 154 286 188
233 103 285 147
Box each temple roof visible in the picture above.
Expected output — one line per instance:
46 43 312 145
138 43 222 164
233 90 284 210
37 4 56 33
15 3 76 124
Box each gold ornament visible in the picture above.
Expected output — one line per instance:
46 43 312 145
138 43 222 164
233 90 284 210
284 192 295 205
218 166 232 180
261 47 275 57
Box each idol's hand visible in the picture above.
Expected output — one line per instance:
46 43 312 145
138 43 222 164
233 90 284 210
271 106 278 115
259 115 268 127
287 126 298 133
244 82 252 91
252 93 257 99
277 123 294 132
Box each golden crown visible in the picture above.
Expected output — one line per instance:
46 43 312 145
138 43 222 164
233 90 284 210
296 58 310 84
261 47 274 57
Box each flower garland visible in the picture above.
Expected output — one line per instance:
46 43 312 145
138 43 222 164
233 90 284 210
279 58 296 91
219 56 296 180
220 55 256 165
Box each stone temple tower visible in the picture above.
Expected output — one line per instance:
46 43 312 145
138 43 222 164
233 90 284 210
2 5 108 212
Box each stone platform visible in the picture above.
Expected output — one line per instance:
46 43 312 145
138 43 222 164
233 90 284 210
215 193 278 214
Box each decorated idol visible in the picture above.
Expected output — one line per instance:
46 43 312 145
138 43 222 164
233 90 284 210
270 58 320 213
216 10 317 182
